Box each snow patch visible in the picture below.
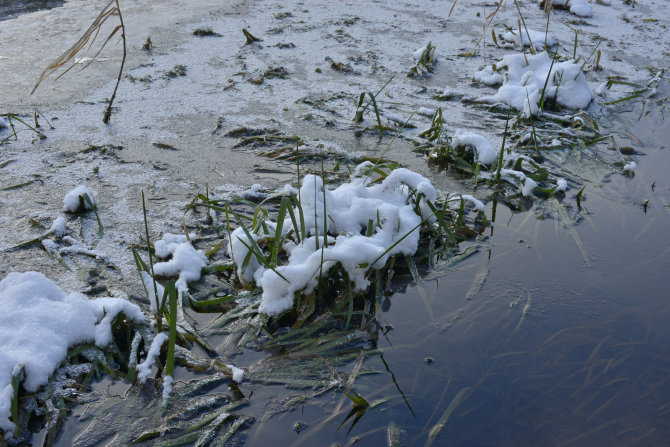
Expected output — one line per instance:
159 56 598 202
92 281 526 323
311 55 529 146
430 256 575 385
501 28 555 49
136 332 168 383
0 272 144 434
63 185 96 213
152 234 207 294
230 165 438 315
476 52 593 116
452 131 499 165
227 364 245 382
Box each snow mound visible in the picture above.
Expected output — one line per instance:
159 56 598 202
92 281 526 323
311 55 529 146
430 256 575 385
451 130 499 165
63 185 96 213
475 52 593 117
501 28 555 49
152 234 207 294
0 272 144 435
229 164 438 315
541 0 593 17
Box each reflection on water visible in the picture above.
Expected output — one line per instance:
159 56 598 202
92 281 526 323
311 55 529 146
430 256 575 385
0 0 65 21
240 87 670 446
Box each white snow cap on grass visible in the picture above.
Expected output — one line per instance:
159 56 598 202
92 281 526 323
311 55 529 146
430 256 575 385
0 272 144 435
230 165 437 315
623 161 636 172
501 28 555 49
473 65 504 86
451 130 499 165
413 42 435 61
48 217 67 237
227 364 245 382
475 52 593 117
136 332 168 383
500 169 537 197
152 233 207 294
541 0 593 17
556 178 568 191
63 185 96 213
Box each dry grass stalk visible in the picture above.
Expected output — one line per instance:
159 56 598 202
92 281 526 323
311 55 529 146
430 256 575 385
31 0 127 124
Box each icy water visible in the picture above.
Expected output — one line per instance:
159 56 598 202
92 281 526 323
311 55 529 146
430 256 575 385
235 97 670 447
0 0 64 22
2 0 670 445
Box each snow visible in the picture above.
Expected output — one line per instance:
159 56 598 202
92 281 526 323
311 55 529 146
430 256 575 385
542 0 593 17
557 178 568 191
140 271 165 312
0 272 144 435
136 332 168 383
227 364 245 382
152 234 208 294
452 194 485 212
59 236 107 261
623 161 636 172
473 65 504 86
413 42 435 61
419 107 436 117
476 52 593 117
240 184 269 200
63 185 96 213
229 164 438 315
48 217 67 237
162 375 173 403
502 29 555 49
440 88 459 99
154 233 196 258
499 169 537 197
451 130 499 165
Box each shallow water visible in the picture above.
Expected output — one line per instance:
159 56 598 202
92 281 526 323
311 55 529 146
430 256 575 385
2 0 670 445
0 0 64 22
238 94 670 447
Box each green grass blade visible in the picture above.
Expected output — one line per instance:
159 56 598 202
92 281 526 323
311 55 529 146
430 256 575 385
165 280 177 378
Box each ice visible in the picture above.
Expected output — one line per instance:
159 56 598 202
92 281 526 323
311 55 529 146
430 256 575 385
63 185 96 213
0 272 144 434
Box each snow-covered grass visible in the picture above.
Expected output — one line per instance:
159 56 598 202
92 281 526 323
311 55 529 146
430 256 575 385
221 162 481 317
63 185 96 213
501 28 555 50
0 272 145 437
475 52 594 117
